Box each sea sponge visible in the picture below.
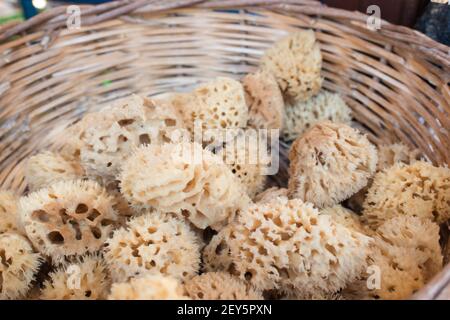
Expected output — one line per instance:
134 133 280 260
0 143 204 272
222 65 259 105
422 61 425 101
321 205 366 234
288 121 378 208
104 211 200 283
362 161 450 228
344 216 442 300
254 187 288 204
0 190 24 235
79 94 183 181
119 142 250 230
184 272 262 300
282 91 352 141
203 198 371 295
41 254 111 300
260 30 322 102
19 180 119 262
216 132 269 198
173 77 248 134
25 151 84 191
0 232 42 299
108 275 188 300
376 143 421 171
242 71 284 130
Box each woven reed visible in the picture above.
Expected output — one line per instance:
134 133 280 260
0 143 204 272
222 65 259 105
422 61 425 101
0 0 449 299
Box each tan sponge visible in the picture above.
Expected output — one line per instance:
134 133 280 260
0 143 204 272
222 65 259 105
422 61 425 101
362 161 450 228
260 30 322 102
0 232 42 299
19 180 119 262
288 121 378 208
0 190 24 235
104 211 200 282
184 272 262 300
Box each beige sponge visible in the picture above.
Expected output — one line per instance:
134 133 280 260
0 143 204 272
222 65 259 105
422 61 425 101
254 187 288 204
41 254 111 300
242 71 284 130
108 275 188 300
288 121 378 208
0 232 42 299
104 211 200 283
0 190 24 235
173 77 248 134
376 143 421 172
321 205 366 234
25 151 84 191
19 180 119 262
184 272 262 300
362 161 450 228
120 142 250 230
216 132 269 198
77 94 183 181
203 198 371 295
260 30 322 102
283 90 352 141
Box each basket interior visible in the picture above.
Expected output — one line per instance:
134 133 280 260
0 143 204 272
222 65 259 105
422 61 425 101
0 8 448 194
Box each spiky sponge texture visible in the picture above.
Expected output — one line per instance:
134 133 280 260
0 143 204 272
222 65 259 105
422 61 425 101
0 232 42 299
242 71 284 130
119 142 250 230
104 211 200 283
260 30 322 102
41 254 111 300
108 275 188 300
19 180 119 262
362 161 450 228
25 151 84 191
203 198 371 296
184 272 262 300
283 90 352 141
288 121 378 208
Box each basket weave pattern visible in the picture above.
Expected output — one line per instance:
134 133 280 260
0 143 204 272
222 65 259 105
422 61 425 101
0 0 449 299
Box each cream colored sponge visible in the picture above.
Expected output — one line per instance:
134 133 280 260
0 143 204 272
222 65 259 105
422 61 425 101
288 121 378 208
254 187 288 204
119 142 250 230
0 232 42 299
41 254 111 300
283 90 352 141
242 71 284 130
203 198 371 296
108 275 188 300
77 94 183 181
0 190 24 235
104 211 200 283
376 143 421 171
25 151 84 191
362 161 450 228
19 180 119 262
184 272 262 300
260 30 322 102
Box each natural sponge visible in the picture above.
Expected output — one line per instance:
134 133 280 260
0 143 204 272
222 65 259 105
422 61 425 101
321 205 366 234
254 187 288 204
216 132 269 198
0 190 24 235
242 71 284 130
376 143 421 171
288 121 378 208
25 151 84 191
282 90 352 141
108 275 188 300
260 30 322 102
345 216 442 300
362 161 450 228
0 232 42 299
104 211 200 283
173 77 248 134
41 254 111 300
203 198 371 295
185 272 262 300
19 180 119 262
120 142 249 230
79 94 183 181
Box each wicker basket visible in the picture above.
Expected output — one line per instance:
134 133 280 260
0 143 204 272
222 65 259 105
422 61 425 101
0 0 449 299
